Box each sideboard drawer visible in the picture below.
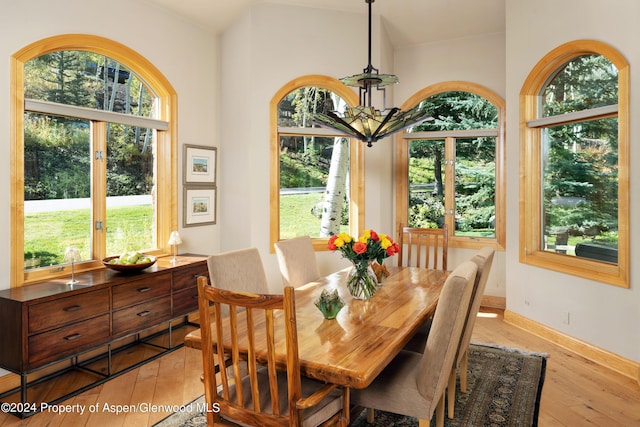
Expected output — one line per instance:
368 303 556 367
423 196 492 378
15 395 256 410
28 314 110 369
112 273 171 310
173 263 208 292
112 296 172 337
28 289 110 334
173 286 199 317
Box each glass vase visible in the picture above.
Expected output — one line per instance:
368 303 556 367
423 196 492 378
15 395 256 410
347 260 379 300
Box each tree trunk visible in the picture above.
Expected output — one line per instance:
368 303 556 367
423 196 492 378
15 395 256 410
320 136 349 237
433 148 444 196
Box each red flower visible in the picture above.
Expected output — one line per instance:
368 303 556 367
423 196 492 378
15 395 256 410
370 230 379 241
386 243 399 256
328 235 338 250
353 242 368 254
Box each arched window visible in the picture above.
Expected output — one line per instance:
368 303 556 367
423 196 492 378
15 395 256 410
395 82 506 250
11 34 177 287
270 75 363 251
520 40 629 287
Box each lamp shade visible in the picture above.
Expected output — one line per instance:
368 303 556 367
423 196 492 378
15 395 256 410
168 231 182 246
63 246 81 263
309 0 433 146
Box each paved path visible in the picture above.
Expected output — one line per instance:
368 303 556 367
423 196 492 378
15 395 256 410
25 195 152 213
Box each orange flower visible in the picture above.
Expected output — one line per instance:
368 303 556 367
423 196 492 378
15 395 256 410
352 241 368 254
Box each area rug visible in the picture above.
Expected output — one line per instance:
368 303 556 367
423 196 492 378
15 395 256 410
153 343 547 427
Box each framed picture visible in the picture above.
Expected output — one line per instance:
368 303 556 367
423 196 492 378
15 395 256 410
184 186 216 226
184 144 216 184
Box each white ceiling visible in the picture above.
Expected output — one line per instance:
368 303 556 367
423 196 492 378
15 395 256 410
143 0 505 48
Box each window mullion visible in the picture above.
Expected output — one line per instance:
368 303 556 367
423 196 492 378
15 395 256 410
92 122 108 260
444 137 456 234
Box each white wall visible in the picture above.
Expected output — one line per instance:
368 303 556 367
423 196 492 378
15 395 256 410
394 33 507 299
221 1 640 364
218 3 390 287
2 0 637 366
505 0 640 362
0 0 221 293
219 4 509 295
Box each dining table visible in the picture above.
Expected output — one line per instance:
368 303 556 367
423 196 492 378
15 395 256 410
184 264 447 390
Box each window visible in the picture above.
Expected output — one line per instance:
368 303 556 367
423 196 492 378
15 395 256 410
520 40 629 287
12 34 177 287
270 75 363 251
395 82 506 250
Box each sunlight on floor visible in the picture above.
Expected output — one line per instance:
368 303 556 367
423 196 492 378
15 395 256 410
477 311 499 318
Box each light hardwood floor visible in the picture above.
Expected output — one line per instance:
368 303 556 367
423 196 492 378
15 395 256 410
1 307 639 426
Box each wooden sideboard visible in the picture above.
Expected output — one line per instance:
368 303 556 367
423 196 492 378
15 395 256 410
0 254 208 417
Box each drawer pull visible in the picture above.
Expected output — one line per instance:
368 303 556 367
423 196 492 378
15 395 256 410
137 287 152 293
64 305 82 312
64 333 82 341
137 310 151 317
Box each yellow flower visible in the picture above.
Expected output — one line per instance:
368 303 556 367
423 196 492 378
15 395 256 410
338 232 352 243
380 237 392 249
359 229 371 242
334 237 345 248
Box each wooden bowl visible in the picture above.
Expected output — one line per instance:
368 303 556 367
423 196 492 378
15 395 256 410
102 255 157 272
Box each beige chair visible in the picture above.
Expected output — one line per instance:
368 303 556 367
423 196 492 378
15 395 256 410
397 224 449 271
274 236 321 288
203 248 272 387
404 247 496 419
445 247 495 417
196 276 349 427
207 247 270 293
350 260 477 427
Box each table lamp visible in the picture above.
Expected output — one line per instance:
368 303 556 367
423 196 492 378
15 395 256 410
168 231 182 263
63 246 81 286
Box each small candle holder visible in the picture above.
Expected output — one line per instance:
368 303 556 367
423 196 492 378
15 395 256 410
167 231 182 264
63 246 81 287
314 289 345 320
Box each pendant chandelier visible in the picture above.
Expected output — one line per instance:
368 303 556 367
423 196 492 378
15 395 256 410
311 0 433 147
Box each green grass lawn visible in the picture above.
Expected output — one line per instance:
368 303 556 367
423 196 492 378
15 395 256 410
25 205 154 268
280 192 349 239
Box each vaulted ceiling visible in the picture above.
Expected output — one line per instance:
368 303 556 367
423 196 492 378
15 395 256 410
143 0 505 48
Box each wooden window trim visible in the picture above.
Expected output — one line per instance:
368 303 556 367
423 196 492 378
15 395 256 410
269 75 362 252
11 34 178 287
394 81 506 250
519 40 629 288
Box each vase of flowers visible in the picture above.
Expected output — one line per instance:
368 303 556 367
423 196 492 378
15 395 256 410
328 229 399 300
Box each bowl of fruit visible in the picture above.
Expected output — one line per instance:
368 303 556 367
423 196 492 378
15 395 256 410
103 251 157 272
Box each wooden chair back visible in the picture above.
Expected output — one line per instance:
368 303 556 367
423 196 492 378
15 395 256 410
397 224 448 270
197 276 346 427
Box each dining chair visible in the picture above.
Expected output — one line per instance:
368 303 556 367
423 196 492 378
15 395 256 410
207 247 270 293
403 247 496 419
351 260 477 427
196 276 349 427
274 236 321 288
445 246 495 417
205 248 271 379
397 224 449 271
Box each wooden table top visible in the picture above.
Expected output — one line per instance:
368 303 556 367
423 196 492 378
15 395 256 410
185 265 447 389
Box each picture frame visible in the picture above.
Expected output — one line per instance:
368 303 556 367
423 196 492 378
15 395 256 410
184 144 217 184
184 186 216 227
